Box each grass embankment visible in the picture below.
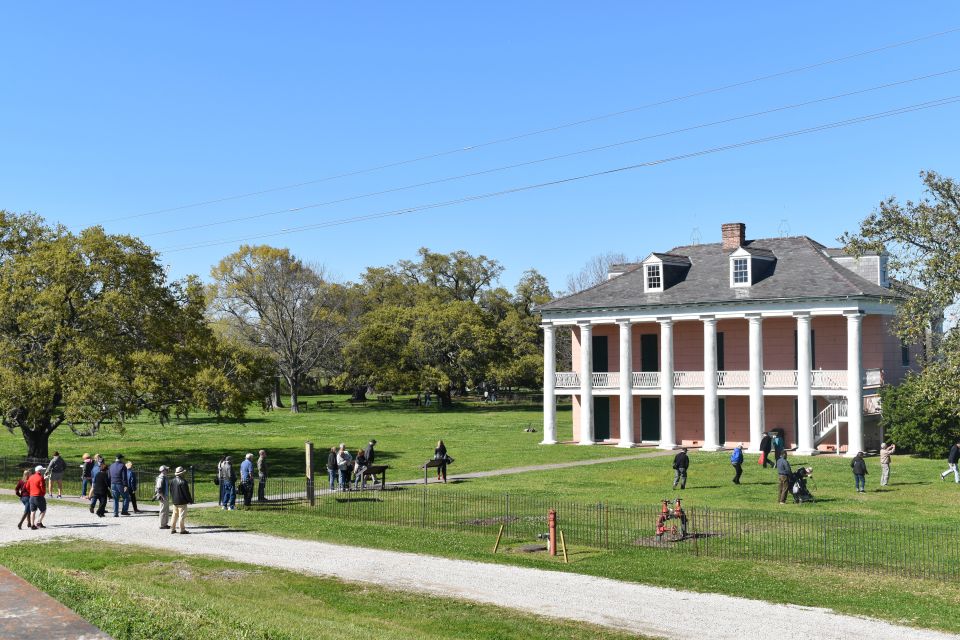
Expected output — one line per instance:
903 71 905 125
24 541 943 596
190 508 960 634
0 540 646 640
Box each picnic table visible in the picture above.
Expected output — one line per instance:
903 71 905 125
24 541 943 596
361 464 389 487
296 400 308 412
421 458 444 484
376 393 393 403
316 400 334 410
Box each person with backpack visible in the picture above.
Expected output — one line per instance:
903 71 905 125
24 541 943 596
672 448 689 490
772 431 785 461
730 444 744 484
759 432 774 468
851 451 869 493
169 466 193 534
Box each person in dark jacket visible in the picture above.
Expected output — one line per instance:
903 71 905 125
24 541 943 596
434 440 449 483
776 452 792 504
759 432 774 468
108 454 130 517
169 466 193 534
851 451 868 492
940 440 960 483
80 453 94 498
326 447 338 491
125 461 143 513
15 469 32 530
672 448 689 489
364 440 377 465
89 462 111 517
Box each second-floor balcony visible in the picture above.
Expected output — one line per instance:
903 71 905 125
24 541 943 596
554 369 882 393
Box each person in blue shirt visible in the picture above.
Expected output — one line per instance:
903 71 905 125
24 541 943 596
108 454 130 517
125 461 143 513
730 444 744 485
239 453 255 507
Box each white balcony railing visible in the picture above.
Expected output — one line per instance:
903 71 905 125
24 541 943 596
811 370 847 389
591 372 617 388
764 370 798 388
717 370 749 387
555 372 580 388
674 371 704 387
632 372 660 388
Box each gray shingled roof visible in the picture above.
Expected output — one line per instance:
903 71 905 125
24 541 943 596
541 236 898 312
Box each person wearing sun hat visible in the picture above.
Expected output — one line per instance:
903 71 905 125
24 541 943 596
155 466 171 529
169 466 193 534
25 465 47 529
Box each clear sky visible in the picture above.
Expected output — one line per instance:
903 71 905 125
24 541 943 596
2 2 959 292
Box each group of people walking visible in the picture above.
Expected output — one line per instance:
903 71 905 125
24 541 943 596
216 450 267 509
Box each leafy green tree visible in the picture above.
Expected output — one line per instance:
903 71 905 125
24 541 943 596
880 374 960 457
0 212 212 457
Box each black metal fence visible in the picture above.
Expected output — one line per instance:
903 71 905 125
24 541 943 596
252 479 959 581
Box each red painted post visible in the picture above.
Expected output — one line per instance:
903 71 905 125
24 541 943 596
548 509 557 556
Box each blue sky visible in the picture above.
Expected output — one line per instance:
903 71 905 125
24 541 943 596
2 2 959 292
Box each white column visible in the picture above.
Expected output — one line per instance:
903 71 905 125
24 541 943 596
617 319 634 448
845 311 864 457
701 316 721 451
578 322 594 445
795 313 815 455
542 323 557 445
747 314 765 452
658 318 677 450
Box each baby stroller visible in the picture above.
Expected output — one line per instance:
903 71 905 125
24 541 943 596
791 467 814 503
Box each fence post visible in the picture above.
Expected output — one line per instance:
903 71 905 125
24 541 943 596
505 494 511 538
420 488 427 528
305 441 315 506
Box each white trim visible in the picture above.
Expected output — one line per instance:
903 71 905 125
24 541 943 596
644 262 663 293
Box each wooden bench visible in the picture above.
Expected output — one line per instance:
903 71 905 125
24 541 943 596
376 393 393 403
296 400 308 412
316 400 334 410
421 458 446 484
360 464 389 488
347 397 367 405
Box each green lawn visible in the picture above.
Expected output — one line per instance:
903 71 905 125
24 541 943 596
189 507 960 635
0 540 647 640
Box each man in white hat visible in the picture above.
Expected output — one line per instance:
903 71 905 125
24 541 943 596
155 466 171 529
26 465 47 529
169 466 193 534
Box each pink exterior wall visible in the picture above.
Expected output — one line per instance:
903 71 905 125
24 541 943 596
673 321 703 371
761 317 795 370
676 396 704 445
765 396 796 447
717 319 748 370
812 315 845 369
723 397 750 446
633 323 659 371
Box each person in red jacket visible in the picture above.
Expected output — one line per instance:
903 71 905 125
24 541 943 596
14 469 32 530
25 466 47 529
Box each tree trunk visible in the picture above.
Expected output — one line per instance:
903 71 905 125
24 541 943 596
271 377 284 409
437 389 453 409
21 427 51 460
351 386 368 401
288 375 300 413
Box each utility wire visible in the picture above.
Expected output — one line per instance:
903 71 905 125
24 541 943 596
142 67 960 239
159 95 960 254
98 26 960 225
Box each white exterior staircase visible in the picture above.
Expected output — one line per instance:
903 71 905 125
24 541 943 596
813 398 847 449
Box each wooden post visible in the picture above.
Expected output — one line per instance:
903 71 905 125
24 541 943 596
548 509 557 556
305 441 315 506
559 529 568 564
492 524 505 553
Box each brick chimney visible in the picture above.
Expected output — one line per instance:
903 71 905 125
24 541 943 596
721 223 746 250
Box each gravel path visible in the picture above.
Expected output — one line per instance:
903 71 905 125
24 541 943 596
0 502 956 640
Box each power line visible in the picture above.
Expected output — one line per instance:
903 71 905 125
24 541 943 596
159 95 960 254
97 26 960 225
141 66 960 239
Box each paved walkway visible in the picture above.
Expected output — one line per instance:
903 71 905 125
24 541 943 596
0 502 955 640
0 564 111 639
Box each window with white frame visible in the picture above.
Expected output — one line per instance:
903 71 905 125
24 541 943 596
646 264 662 290
732 257 749 285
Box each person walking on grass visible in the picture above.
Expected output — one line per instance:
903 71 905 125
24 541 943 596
26 465 47 529
108 454 130 517
219 456 237 510
671 447 689 490
851 451 868 493
434 440 449 483
155 466 170 529
257 449 268 502
80 453 94 498
940 439 960 483
879 442 896 486
326 446 338 491
169 466 193 534
240 453 255 507
89 461 110 517
776 451 792 505
759 432 774 468
772 431 785 461
15 469 32 530
730 444 744 485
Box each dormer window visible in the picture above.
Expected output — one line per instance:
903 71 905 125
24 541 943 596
646 264 662 291
732 257 749 284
